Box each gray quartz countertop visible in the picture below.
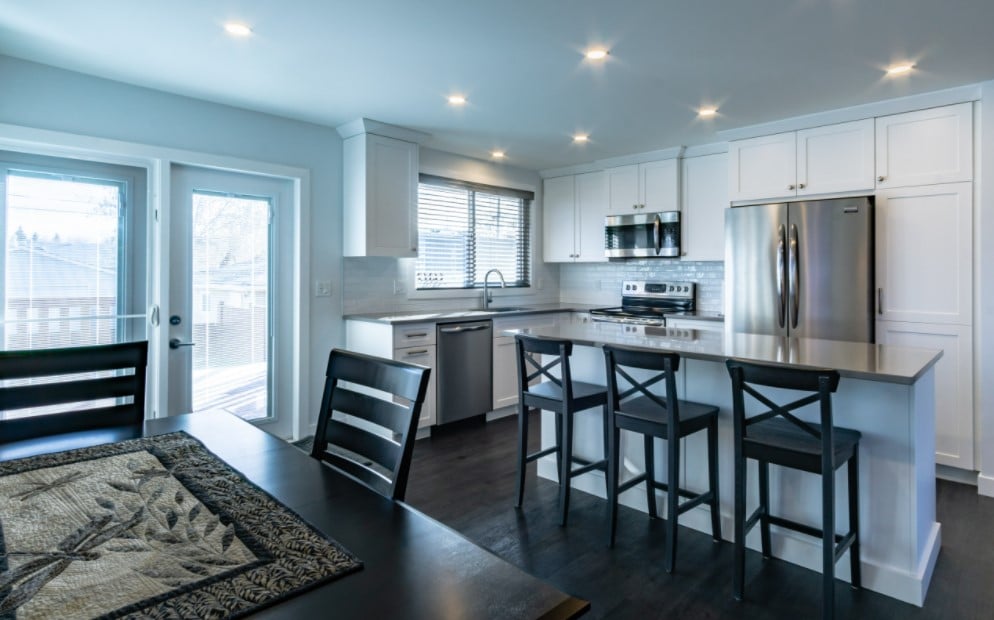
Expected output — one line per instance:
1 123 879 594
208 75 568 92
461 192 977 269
504 320 941 385
344 303 601 325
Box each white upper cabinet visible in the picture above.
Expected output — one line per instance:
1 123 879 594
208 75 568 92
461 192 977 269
543 172 608 262
875 102 973 188
875 182 972 325
728 132 796 202
542 175 576 262
575 171 610 261
728 119 874 202
342 133 419 257
681 152 728 261
606 159 678 213
796 119 875 195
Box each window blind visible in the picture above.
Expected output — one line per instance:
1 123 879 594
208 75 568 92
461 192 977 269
416 176 531 290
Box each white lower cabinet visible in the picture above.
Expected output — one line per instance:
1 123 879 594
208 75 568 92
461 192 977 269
346 320 437 429
876 320 974 470
492 313 568 410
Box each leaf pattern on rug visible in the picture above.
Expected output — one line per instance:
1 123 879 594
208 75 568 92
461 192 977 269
0 432 361 620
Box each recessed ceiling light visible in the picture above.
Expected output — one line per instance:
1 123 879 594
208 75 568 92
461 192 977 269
447 95 467 105
886 63 915 76
585 48 609 61
491 150 505 159
573 134 589 143
698 107 718 118
223 22 253 37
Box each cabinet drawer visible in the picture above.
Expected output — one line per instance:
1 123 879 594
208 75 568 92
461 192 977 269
393 323 435 347
393 344 437 428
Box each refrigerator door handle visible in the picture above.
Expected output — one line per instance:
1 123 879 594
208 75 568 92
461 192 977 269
789 223 799 329
776 224 787 328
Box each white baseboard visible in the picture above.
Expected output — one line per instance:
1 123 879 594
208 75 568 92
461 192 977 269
936 464 978 485
976 472 994 497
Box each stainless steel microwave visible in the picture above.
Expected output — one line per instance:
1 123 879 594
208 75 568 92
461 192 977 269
604 211 681 258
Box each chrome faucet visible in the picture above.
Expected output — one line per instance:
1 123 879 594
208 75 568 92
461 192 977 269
483 269 506 309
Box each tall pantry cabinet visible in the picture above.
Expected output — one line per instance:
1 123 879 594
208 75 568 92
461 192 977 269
872 102 975 470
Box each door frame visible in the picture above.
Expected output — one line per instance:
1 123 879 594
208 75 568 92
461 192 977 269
0 123 311 439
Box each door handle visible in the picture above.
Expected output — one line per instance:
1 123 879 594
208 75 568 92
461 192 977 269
169 338 196 350
439 324 489 333
776 224 787 329
789 224 799 329
653 214 662 256
878 288 883 315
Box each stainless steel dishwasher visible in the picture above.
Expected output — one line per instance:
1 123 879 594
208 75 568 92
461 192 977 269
436 319 493 424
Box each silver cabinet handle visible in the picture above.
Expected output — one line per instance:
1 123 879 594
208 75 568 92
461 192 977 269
776 224 787 329
878 176 886 183
405 332 428 338
878 288 883 315
798 183 806 189
169 338 195 349
789 224 799 329
403 349 429 356
788 184 796 190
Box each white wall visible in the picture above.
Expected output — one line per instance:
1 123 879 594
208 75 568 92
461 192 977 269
0 55 342 433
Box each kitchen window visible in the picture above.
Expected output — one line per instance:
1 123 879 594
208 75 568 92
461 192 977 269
415 175 533 290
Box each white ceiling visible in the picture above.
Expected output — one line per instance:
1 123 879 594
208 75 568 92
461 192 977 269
2 0 993 171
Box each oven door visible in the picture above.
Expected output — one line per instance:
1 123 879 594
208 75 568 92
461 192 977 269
604 211 680 258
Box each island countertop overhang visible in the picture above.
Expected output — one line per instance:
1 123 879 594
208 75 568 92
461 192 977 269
503 321 942 385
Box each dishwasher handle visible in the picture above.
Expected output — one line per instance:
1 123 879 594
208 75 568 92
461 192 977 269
439 324 490 333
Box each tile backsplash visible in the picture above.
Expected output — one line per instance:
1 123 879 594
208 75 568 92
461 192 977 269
343 257 724 315
559 260 725 312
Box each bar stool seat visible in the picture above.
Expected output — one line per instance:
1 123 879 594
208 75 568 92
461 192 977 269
603 344 722 574
514 334 609 527
726 359 861 620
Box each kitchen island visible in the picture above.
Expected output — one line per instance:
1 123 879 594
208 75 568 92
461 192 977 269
506 317 943 607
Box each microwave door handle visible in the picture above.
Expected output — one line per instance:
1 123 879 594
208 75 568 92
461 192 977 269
789 223 799 329
776 224 787 328
653 215 662 256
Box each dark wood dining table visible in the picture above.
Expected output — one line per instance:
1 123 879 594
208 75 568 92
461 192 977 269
0 411 589 619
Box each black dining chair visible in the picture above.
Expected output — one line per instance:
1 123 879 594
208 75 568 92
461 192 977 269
726 359 861 620
514 333 609 526
311 348 431 502
0 341 149 444
603 344 721 573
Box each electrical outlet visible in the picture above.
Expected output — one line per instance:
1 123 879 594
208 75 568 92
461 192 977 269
314 280 332 297
393 280 405 295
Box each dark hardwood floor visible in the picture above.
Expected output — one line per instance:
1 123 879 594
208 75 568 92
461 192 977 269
404 412 994 619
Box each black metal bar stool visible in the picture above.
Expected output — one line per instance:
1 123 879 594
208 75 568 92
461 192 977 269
603 344 721 573
514 334 609 526
726 359 861 620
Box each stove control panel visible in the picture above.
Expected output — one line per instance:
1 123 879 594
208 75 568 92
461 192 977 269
622 280 695 299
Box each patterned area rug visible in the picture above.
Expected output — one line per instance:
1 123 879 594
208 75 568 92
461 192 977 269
0 432 362 619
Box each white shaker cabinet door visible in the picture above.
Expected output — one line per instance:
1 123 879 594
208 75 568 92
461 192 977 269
876 320 973 470
542 175 576 262
639 158 679 213
574 171 608 262
606 164 640 214
875 183 972 325
875 102 973 188
681 152 728 261
728 131 796 202
796 119 874 195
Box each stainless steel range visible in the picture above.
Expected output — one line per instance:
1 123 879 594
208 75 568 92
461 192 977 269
590 281 696 326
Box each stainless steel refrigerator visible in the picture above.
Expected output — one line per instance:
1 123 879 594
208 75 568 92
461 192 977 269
725 197 874 342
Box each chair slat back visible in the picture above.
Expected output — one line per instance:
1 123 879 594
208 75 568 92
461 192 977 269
725 359 839 443
603 345 681 432
311 348 430 501
0 341 148 444
515 334 573 402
